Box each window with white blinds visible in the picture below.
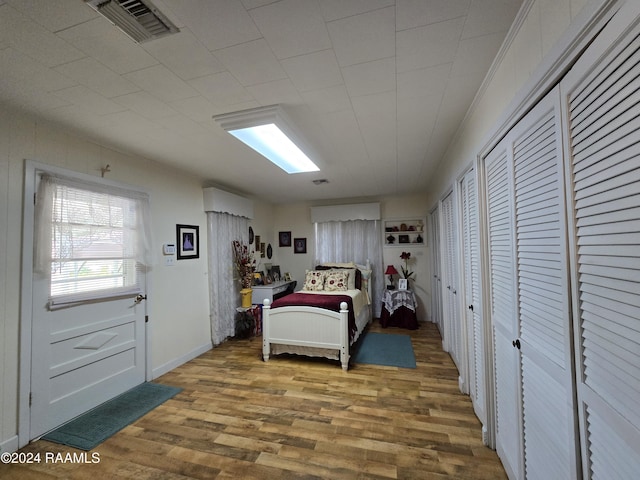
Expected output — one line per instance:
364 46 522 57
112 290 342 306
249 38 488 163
35 174 151 309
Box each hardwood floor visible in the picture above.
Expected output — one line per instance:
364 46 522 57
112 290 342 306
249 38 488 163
1 321 507 479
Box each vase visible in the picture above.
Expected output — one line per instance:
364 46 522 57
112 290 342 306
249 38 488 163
240 288 253 308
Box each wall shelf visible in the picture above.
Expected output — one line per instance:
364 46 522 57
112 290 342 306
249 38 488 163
383 218 425 247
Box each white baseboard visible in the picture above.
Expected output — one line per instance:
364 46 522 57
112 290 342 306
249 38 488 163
1 435 19 454
152 341 212 379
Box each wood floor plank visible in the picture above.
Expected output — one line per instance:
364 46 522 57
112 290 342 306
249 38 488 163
0 321 507 479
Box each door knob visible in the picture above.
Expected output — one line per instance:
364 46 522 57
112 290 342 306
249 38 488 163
135 294 147 304
512 339 521 349
468 304 474 311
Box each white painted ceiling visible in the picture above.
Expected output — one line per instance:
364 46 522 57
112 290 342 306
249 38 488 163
0 0 522 203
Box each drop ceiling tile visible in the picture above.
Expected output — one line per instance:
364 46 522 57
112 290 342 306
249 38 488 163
164 0 261 51
0 47 76 93
0 4 84 67
396 17 464 73
169 96 218 123
342 57 396 98
188 72 253 106
327 6 395 67
155 114 210 138
450 32 505 78
112 91 177 119
54 57 139 99
250 0 331 59
52 85 127 116
214 39 287 87
397 63 451 100
124 65 198 102
462 0 522 39
143 30 226 81
57 18 159 74
281 50 343 93
318 0 394 22
301 85 351 114
317 109 369 162
351 91 397 163
6 0 98 32
396 0 470 31
240 0 275 9
245 78 303 106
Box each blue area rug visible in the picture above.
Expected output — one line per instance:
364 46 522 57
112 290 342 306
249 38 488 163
353 332 416 368
42 382 182 450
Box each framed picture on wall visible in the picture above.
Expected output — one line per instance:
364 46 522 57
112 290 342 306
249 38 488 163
176 224 199 260
294 237 307 254
279 231 291 247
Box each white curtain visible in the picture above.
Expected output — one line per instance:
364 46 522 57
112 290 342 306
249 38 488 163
207 211 248 345
314 220 384 316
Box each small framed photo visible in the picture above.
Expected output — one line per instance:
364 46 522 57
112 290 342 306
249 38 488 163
284 272 292 282
398 278 408 291
399 234 410 244
271 265 281 282
263 274 273 285
294 237 307 254
176 224 199 260
253 271 264 285
279 231 292 247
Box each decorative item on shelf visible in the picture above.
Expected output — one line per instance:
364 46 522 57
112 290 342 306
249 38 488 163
386 234 395 244
400 252 414 280
266 243 272 259
416 234 423 243
385 265 399 290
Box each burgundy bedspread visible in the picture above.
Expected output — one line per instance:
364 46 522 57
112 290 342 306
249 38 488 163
270 292 357 341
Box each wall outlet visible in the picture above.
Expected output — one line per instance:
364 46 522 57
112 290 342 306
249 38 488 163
165 256 175 266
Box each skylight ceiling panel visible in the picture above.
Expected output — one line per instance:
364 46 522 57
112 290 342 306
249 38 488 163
249 0 331 60
0 3 85 67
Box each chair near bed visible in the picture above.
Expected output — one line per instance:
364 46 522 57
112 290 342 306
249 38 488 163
262 261 373 370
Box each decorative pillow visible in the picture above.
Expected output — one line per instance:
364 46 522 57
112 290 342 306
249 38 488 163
316 265 361 290
324 270 349 291
303 270 325 291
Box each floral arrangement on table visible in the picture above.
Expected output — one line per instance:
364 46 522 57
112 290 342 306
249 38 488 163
400 251 414 279
233 240 256 289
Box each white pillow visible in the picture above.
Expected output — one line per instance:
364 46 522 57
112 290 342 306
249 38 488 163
324 270 349 291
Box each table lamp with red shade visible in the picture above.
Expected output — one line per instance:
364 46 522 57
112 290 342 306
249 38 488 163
385 265 399 290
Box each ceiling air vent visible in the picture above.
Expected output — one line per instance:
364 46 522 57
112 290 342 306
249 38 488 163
86 0 179 43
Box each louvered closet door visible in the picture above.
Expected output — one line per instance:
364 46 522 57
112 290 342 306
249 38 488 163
442 191 463 372
511 87 577 480
430 207 443 329
484 141 522 479
461 167 485 424
561 3 640 477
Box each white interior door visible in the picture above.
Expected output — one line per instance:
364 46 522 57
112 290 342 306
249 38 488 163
430 207 443 330
29 171 147 440
484 141 522 479
561 3 640 477
461 167 486 426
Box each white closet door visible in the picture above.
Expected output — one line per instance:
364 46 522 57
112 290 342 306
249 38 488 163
511 88 577 480
561 3 640 477
441 191 463 373
484 142 522 479
430 207 443 329
461 167 485 422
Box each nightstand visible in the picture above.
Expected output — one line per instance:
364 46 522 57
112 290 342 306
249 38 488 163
380 289 418 329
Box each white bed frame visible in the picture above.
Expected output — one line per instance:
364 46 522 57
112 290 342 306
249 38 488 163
262 263 372 371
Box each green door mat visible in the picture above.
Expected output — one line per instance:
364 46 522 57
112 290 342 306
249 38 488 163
352 332 417 368
42 382 182 450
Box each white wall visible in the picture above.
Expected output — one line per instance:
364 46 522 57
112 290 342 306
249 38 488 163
0 107 211 449
427 0 591 204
